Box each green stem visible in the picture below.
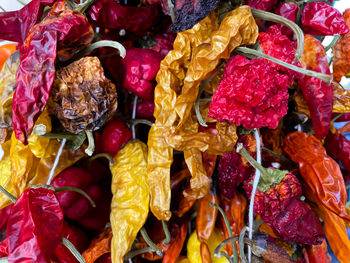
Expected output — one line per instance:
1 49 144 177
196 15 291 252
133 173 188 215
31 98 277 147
162 220 171 244
331 113 344 123
90 153 114 166
235 47 333 84
130 119 154 127
210 203 238 263
214 237 239 263
195 74 216 127
251 8 304 62
0 5 6 12
239 226 249 263
325 34 341 52
62 237 86 263
124 247 155 260
16 0 26 6
261 147 296 166
85 131 95 156
66 0 94 13
140 228 163 257
55 187 96 208
167 0 175 23
33 125 77 140
0 185 17 203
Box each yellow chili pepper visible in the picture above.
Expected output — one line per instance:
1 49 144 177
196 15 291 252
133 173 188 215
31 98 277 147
110 140 149 263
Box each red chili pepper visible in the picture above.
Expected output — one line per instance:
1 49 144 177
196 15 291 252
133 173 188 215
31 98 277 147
122 48 162 100
246 0 279 11
12 0 94 144
302 2 349 36
162 220 188 263
7 187 64 262
95 253 111 263
88 0 159 35
298 34 333 140
274 3 299 39
54 222 89 263
0 204 12 232
306 239 332 263
150 32 176 58
208 55 289 129
0 238 8 258
136 101 155 119
98 118 132 157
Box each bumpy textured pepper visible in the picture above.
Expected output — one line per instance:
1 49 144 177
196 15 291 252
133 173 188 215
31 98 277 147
110 140 149 263
82 227 112 263
283 131 350 222
13 0 94 143
6 187 64 263
302 2 349 36
332 9 350 83
298 34 333 140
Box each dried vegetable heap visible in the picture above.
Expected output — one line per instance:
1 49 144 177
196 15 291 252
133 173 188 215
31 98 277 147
0 0 350 263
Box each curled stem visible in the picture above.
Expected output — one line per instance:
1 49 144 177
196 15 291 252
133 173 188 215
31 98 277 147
55 187 96 208
251 8 304 62
90 153 114 166
85 131 95 156
140 228 163 257
235 46 333 84
239 226 249 263
62 237 86 263
124 247 155 260
131 96 138 139
0 185 16 203
162 220 171 244
195 84 208 127
130 119 154 127
325 34 341 52
0 5 6 12
214 236 239 263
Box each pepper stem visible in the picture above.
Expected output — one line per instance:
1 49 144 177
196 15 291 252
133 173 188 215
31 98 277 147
90 153 114 166
16 0 26 6
55 187 96 208
85 131 95 156
140 228 163 257
235 46 333 84
62 237 87 263
66 0 94 13
129 119 154 128
210 203 238 263
0 185 17 203
251 8 304 63
325 34 341 52
261 147 296 166
124 247 155 260
131 96 138 139
236 143 267 178
162 220 171 244
0 5 6 12
239 226 249 263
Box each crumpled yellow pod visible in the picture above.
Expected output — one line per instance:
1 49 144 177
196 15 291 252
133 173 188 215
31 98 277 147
0 139 12 208
110 140 149 263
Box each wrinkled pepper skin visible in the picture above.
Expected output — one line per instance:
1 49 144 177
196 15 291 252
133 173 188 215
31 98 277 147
246 0 279 11
302 2 349 36
274 3 299 39
307 239 332 263
162 220 188 263
13 0 93 143
7 187 64 263
283 131 350 222
82 227 112 263
298 35 333 140
110 140 149 263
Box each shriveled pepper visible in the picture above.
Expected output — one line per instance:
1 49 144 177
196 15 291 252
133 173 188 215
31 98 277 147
302 2 349 36
306 239 332 263
332 9 350 83
82 227 112 263
298 34 333 140
274 3 299 39
283 131 350 222
13 0 94 144
110 140 149 263
246 0 278 11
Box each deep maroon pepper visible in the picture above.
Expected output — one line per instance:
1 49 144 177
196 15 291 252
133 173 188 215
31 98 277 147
122 48 162 100
0 204 12 232
12 0 94 144
88 0 159 35
302 2 349 36
99 118 132 157
246 0 279 11
274 3 299 39
136 100 155 119
7 187 64 263
150 32 176 58
332 113 350 122
96 253 112 263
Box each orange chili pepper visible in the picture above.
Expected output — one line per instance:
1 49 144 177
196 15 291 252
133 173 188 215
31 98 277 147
200 242 212 263
307 239 332 263
0 44 16 70
82 227 112 263
162 220 188 263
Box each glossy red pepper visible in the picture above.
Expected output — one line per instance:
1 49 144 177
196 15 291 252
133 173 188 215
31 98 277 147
274 3 299 39
98 118 132 157
88 0 159 35
0 204 12 232
122 48 162 100
247 0 279 11
298 34 333 140
7 187 64 263
302 2 349 36
12 0 94 144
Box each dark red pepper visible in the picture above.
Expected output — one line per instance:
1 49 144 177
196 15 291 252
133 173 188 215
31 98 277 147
7 187 64 263
302 2 349 36
150 32 176 58
87 0 159 35
136 100 155 119
12 0 94 144
0 204 12 232
247 0 279 11
274 3 299 39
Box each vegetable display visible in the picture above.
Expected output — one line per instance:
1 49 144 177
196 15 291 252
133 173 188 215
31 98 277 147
0 0 349 262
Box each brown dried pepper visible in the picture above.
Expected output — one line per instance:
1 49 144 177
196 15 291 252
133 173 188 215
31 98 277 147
283 131 350 222
82 227 112 263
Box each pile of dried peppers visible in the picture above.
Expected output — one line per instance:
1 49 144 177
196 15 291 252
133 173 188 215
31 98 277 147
0 0 350 262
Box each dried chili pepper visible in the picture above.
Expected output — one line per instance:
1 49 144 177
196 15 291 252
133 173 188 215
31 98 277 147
247 0 279 11
306 239 332 263
274 3 299 39
0 204 12 232
6 187 64 263
88 0 159 35
110 140 149 263
122 48 162 100
283 131 350 222
136 101 155 119
208 55 289 129
0 44 16 71
13 0 94 144
298 34 333 140
332 9 350 83
302 2 349 36
82 227 112 263
162 220 188 263
150 33 176 58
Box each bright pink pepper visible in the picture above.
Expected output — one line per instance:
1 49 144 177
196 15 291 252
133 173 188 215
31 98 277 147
274 3 299 39
99 118 132 157
247 0 279 11
122 48 162 100
302 2 349 36
208 55 289 129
